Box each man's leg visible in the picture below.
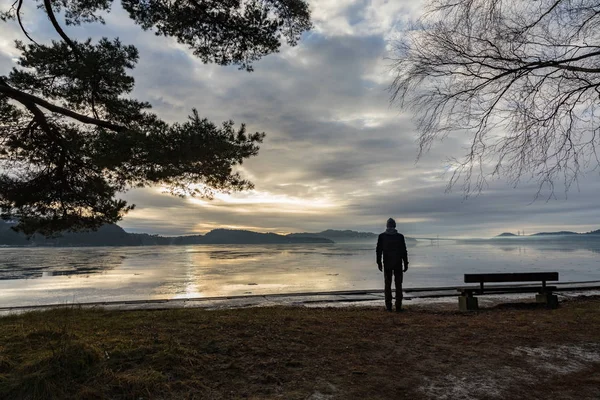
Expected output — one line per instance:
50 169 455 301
394 269 404 311
384 268 393 311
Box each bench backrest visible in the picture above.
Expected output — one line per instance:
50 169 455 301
464 272 559 283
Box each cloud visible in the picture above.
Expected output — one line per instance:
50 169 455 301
2 0 600 238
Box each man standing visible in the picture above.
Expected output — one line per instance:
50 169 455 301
376 218 409 312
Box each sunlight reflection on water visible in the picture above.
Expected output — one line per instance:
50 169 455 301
0 240 599 307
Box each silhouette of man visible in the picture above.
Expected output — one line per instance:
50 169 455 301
376 218 409 312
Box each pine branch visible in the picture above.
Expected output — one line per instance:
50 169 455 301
0 82 127 132
16 0 39 44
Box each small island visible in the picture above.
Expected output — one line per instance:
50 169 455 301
493 229 600 239
497 232 518 237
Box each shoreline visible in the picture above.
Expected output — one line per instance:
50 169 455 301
2 285 600 316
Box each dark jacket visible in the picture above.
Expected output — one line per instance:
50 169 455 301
376 230 408 270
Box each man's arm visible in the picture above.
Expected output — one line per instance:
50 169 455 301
376 234 383 271
401 235 409 272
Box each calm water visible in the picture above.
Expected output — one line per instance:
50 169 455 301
0 240 599 308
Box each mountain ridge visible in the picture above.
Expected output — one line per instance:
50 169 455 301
0 222 400 247
289 229 418 243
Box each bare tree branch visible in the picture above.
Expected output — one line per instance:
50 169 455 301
391 0 600 196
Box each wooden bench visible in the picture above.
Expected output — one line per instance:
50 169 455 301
457 272 559 311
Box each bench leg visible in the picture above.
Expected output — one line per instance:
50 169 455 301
536 293 559 309
459 295 479 311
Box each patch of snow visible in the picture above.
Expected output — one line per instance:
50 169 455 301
420 374 503 400
307 391 335 400
511 344 600 374
307 382 337 400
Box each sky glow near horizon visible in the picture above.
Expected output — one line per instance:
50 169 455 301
1 0 600 238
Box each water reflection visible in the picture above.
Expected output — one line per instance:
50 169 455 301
0 240 598 308
462 238 600 254
207 250 267 260
0 248 126 280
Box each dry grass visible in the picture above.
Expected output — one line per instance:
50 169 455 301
0 296 599 399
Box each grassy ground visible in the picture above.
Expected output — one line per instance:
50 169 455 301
0 297 599 400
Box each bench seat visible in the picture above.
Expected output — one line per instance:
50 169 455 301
458 285 557 295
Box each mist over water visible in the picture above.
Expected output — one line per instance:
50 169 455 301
0 240 598 308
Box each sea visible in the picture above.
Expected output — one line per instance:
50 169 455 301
0 240 599 308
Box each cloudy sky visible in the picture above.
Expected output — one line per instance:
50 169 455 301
1 0 599 238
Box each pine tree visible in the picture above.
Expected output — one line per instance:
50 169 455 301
0 0 311 235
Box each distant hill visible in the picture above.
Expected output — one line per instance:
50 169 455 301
0 221 419 247
531 231 578 236
496 230 599 238
289 229 417 243
0 222 333 247
488 228 600 241
202 229 332 244
318 229 378 241
287 229 377 242
0 221 142 246
317 229 377 238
